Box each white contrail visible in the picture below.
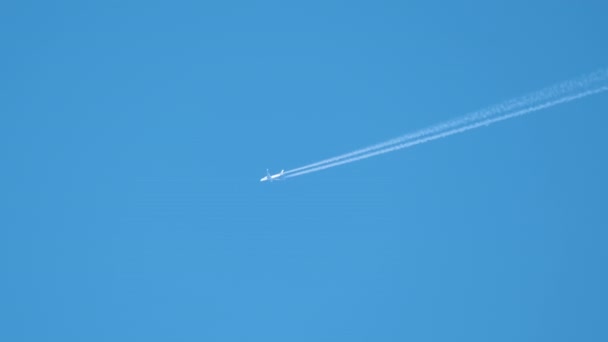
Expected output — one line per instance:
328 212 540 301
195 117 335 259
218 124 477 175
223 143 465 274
284 69 608 175
285 85 608 179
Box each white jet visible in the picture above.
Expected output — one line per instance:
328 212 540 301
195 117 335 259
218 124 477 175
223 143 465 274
260 169 285 182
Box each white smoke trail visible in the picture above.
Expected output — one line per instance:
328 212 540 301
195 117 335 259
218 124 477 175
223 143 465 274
284 69 608 175
285 85 608 179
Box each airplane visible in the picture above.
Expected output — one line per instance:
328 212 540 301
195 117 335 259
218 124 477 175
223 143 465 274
260 169 285 182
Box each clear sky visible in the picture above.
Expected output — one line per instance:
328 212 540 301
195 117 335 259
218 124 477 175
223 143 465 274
2 1 608 341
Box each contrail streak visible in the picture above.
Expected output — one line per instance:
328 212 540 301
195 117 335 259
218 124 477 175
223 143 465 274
284 69 608 175
285 83 608 179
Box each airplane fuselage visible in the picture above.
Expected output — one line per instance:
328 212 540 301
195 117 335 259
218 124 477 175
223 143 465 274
260 170 285 182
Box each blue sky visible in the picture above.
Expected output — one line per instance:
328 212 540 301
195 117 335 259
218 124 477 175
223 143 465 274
2 1 608 341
